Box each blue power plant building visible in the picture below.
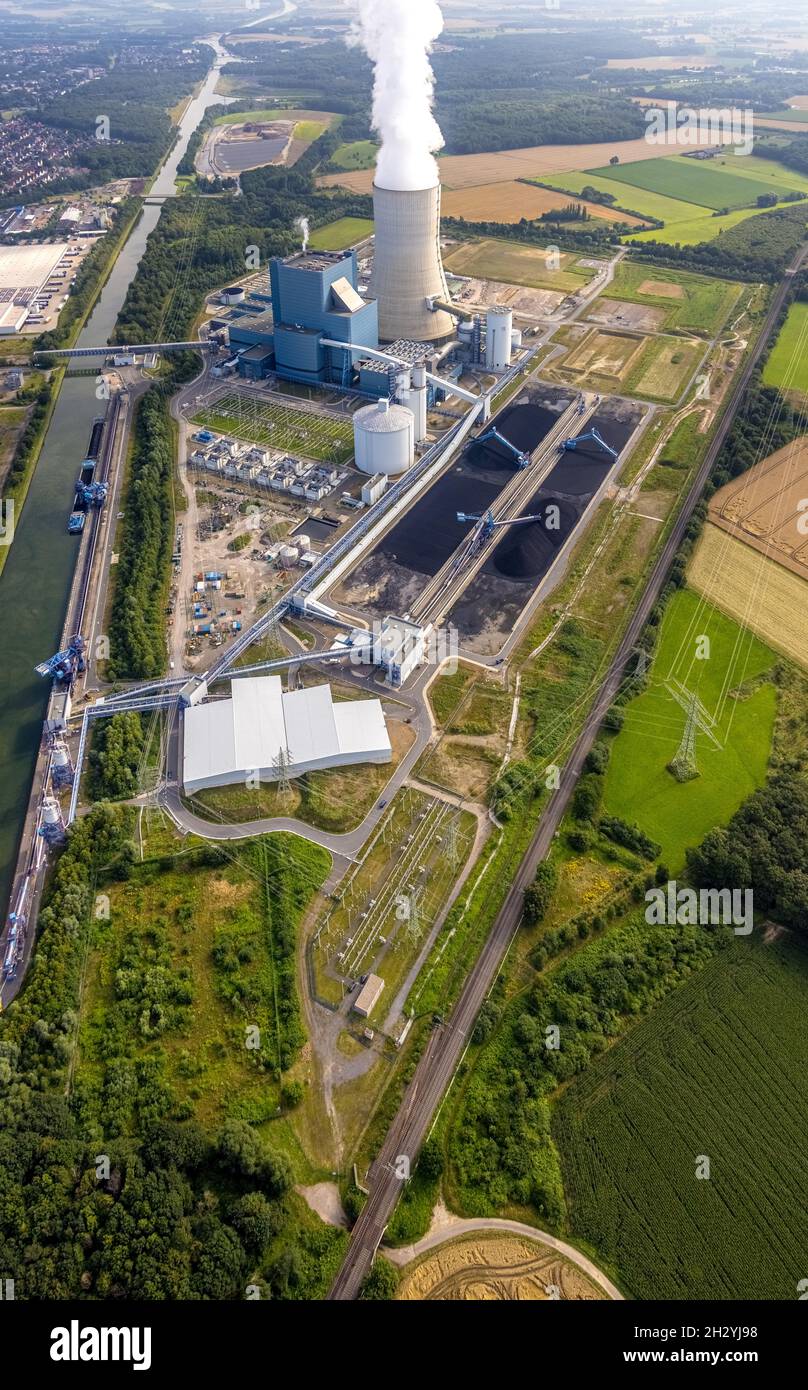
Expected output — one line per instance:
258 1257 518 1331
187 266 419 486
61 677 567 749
228 248 379 387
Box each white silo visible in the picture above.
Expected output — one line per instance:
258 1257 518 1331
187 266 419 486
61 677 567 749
410 362 428 443
485 306 514 369
369 183 454 343
354 398 414 476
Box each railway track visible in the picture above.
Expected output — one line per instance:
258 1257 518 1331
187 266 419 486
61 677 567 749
327 246 808 1300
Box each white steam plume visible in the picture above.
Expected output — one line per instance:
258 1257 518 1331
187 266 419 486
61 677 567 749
295 215 310 252
347 0 445 191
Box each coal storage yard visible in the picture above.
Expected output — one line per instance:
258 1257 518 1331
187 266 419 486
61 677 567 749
333 392 565 617
451 403 643 655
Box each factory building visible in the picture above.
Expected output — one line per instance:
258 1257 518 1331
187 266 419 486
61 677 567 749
332 615 427 687
369 183 453 343
182 675 392 794
269 249 379 388
353 398 415 476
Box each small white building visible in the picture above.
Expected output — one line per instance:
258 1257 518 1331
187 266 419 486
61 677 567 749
361 473 388 506
353 974 384 1018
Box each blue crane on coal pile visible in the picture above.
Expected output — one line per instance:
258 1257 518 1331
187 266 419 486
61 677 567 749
456 509 551 545
475 425 531 469
561 427 618 459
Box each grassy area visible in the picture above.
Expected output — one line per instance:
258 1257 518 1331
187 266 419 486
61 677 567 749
193 393 354 465
74 835 330 1132
294 119 326 142
443 237 595 293
554 932 808 1299
329 139 378 171
602 588 777 870
762 300 808 395
308 216 374 251
601 261 742 336
588 153 805 211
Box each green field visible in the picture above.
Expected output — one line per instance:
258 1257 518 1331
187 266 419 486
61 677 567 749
588 153 804 211
601 261 741 336
308 216 374 251
544 169 707 226
713 152 808 194
554 931 808 1299
329 139 378 171
762 300 808 395
193 394 354 464
214 107 329 127
602 588 776 868
626 200 808 245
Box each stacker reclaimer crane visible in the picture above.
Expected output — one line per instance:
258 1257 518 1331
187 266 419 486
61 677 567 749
457 509 551 544
476 425 531 469
35 634 87 684
561 427 618 459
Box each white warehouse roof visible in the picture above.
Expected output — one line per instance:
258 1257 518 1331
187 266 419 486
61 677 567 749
182 675 392 793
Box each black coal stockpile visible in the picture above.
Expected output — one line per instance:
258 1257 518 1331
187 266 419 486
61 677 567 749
466 402 558 471
493 496 577 579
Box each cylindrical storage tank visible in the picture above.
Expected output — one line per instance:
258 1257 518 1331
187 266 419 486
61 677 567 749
279 544 298 564
511 328 523 351
369 184 454 342
353 398 415 476
486 306 513 369
52 743 70 770
296 534 311 552
409 362 428 444
42 798 61 827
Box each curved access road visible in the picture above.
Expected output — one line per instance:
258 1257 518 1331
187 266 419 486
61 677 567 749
327 245 808 1301
385 1214 624 1300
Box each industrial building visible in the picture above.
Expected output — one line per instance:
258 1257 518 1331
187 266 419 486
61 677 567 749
353 973 385 1018
0 240 71 333
269 248 379 388
182 674 392 793
331 615 427 687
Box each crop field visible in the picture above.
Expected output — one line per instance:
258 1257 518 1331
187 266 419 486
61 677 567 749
627 201 808 245
554 932 808 1300
587 154 804 211
542 169 707 226
308 216 374 251
689 525 808 670
192 393 354 464
763 301 808 395
602 588 777 868
214 106 333 127
600 262 741 336
441 180 646 226
707 436 808 580
443 237 594 292
713 152 808 194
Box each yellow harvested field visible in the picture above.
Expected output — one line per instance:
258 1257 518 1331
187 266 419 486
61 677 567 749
440 180 645 225
708 438 808 581
607 55 717 70
639 278 684 299
318 135 719 194
689 524 808 670
396 1233 609 1301
563 328 645 382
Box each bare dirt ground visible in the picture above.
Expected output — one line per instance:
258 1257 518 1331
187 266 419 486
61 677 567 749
296 1182 347 1228
586 298 666 332
451 275 566 319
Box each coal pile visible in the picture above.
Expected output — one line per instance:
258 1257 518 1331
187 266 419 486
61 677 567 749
467 402 558 472
493 497 577 580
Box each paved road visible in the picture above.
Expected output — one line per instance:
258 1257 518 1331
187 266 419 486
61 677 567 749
327 247 807 1300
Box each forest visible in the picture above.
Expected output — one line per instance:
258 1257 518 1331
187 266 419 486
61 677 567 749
0 806 345 1298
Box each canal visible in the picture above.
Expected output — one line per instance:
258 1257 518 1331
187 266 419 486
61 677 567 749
0 37 231 920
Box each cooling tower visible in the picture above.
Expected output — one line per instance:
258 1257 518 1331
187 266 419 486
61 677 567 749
369 183 454 343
